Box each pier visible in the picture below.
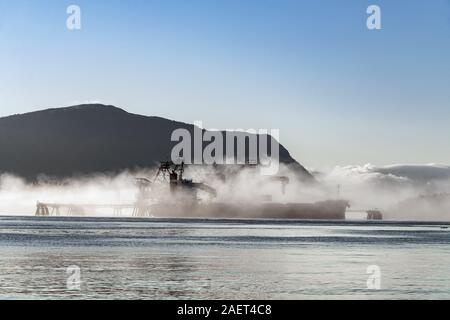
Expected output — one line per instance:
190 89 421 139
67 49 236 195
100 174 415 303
35 202 151 217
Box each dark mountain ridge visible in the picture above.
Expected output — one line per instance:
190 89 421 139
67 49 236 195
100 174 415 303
0 104 313 181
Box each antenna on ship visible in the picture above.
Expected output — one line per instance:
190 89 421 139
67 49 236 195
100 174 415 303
337 184 341 199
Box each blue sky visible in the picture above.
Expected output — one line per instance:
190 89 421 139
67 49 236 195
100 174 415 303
0 0 449 168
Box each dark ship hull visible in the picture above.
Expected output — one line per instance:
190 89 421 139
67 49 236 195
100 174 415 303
149 200 349 220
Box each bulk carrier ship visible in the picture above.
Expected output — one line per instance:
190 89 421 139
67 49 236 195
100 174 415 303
36 161 349 220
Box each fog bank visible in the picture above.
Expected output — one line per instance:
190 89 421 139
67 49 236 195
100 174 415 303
1 163 450 221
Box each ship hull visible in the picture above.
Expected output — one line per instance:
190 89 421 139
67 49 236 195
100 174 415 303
149 200 349 220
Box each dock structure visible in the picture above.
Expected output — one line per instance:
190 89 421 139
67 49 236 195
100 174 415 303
35 202 152 217
346 208 384 220
366 210 383 220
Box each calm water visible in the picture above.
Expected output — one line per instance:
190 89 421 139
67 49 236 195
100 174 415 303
0 215 450 300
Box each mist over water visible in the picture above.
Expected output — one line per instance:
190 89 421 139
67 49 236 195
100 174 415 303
0 163 450 221
0 172 140 216
319 164 450 221
0 165 321 217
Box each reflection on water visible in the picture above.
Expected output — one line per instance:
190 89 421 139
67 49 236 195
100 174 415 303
1 216 450 299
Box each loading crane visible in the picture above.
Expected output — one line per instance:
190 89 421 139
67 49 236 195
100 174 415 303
154 161 217 199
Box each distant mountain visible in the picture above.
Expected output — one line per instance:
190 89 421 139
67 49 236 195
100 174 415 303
0 104 313 181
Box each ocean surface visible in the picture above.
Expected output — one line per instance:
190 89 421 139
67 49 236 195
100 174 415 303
0 215 450 300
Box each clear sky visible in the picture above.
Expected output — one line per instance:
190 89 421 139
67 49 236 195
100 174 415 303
0 0 449 168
